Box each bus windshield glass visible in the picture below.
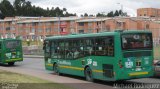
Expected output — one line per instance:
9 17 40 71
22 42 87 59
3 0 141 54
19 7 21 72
121 33 152 50
6 41 20 49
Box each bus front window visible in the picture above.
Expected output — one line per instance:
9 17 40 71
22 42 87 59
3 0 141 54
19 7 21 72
121 33 152 50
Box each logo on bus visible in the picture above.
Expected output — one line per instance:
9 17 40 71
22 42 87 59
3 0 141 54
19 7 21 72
125 58 133 68
87 58 92 65
87 58 98 66
58 60 71 66
93 61 97 66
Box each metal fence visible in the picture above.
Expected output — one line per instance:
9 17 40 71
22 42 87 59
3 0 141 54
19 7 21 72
23 45 44 55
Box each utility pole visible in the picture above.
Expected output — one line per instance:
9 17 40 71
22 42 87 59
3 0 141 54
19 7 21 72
117 3 124 30
117 3 123 16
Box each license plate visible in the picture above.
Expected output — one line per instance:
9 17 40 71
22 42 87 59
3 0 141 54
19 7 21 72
136 68 141 71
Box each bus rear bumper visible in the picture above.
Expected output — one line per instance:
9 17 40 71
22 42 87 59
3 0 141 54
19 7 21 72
129 71 149 76
116 71 153 81
127 71 153 79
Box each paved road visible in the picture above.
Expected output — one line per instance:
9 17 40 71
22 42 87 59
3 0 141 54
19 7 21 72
0 58 160 89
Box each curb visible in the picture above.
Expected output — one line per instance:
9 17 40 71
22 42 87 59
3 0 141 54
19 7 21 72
23 55 44 58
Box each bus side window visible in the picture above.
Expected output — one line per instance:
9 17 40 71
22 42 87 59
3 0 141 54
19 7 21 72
94 37 114 56
67 39 84 59
44 41 51 58
51 41 58 59
84 38 94 56
94 38 105 56
72 40 80 59
58 41 65 59
105 37 114 56
66 40 73 59
78 40 84 58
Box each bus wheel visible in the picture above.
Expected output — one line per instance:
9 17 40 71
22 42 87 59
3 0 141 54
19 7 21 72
85 67 94 82
54 63 60 75
8 62 15 66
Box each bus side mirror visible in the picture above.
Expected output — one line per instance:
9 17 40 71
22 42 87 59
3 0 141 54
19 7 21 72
43 46 45 50
43 43 46 50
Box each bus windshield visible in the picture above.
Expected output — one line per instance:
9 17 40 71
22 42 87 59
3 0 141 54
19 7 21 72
5 40 20 49
121 33 152 50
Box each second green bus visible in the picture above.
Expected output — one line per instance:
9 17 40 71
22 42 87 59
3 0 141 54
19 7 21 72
44 30 154 81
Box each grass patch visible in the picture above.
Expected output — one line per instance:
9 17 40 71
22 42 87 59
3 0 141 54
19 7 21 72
0 69 73 89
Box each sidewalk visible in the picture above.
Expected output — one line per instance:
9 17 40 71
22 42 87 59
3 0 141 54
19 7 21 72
23 55 44 58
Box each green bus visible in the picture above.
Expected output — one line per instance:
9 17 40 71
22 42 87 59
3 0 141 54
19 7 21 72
43 30 154 81
0 38 23 66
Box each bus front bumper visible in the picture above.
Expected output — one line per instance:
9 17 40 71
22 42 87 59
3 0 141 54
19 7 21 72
5 58 23 63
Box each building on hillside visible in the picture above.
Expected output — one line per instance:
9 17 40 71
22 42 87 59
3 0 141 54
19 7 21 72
0 16 160 45
137 8 160 17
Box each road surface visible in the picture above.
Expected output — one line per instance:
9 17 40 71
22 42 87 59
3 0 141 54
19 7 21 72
0 58 160 89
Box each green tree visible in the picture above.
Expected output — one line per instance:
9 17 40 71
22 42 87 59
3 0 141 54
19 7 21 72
118 10 128 16
13 0 25 16
84 13 88 17
0 0 15 16
118 10 122 16
62 8 67 12
96 13 106 17
114 10 119 16
0 10 5 19
80 14 84 17
22 1 33 16
123 12 128 16
89 14 94 17
107 11 114 17
0 0 77 17
96 13 102 17
49 7 55 16
55 7 63 16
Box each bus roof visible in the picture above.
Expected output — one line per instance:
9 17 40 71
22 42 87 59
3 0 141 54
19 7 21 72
45 30 152 40
0 38 20 41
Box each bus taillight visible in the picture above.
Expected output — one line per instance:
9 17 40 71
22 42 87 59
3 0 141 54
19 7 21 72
118 60 123 68
120 65 123 68
113 72 116 76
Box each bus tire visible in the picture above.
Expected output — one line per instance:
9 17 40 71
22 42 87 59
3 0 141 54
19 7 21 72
85 67 94 82
115 80 126 83
54 63 61 75
8 62 15 66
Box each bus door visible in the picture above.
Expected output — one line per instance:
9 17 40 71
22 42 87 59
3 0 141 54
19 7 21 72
44 41 51 60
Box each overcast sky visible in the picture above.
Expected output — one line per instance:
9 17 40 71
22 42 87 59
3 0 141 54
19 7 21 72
7 0 160 16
